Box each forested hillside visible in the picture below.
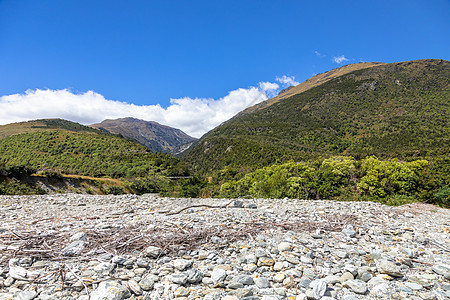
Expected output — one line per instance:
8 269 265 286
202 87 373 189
0 119 190 195
183 59 449 173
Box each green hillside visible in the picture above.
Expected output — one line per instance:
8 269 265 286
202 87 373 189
0 119 190 195
183 59 450 173
0 130 186 178
0 118 101 139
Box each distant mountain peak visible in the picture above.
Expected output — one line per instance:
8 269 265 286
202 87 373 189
89 118 196 154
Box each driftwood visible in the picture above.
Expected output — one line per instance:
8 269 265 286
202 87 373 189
0 212 359 262
159 200 234 215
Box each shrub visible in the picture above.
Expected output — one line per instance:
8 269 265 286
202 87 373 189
357 156 429 198
126 176 169 195
105 186 125 195
433 185 450 207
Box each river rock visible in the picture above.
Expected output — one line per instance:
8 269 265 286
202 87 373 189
90 280 131 300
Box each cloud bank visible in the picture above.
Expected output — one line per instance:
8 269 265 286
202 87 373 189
333 55 349 64
0 77 299 138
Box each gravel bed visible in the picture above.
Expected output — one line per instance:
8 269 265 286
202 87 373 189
0 194 449 299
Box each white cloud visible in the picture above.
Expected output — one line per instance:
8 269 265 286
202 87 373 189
314 50 325 58
259 81 280 98
332 55 349 64
276 75 299 87
0 79 286 138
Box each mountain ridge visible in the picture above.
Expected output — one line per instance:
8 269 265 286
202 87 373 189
89 117 197 154
238 61 386 116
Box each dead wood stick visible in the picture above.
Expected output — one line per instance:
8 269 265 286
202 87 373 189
411 259 433 266
430 240 450 253
17 249 54 253
64 263 90 298
116 234 144 249
8 230 27 240
162 200 234 215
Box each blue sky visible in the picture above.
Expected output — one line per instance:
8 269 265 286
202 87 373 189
0 0 449 137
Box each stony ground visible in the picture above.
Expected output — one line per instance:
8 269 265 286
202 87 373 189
0 194 449 300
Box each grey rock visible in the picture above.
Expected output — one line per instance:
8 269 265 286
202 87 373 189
246 203 257 209
139 278 155 291
377 260 405 277
8 259 40 281
13 291 37 300
277 242 292 252
90 280 131 300
4 276 15 287
273 261 284 271
186 268 203 284
233 288 253 298
405 282 423 290
143 246 163 258
339 272 354 283
255 249 267 258
342 296 359 300
233 200 243 207
170 273 188 285
261 296 282 300
286 255 300 265
61 240 85 256
211 267 227 283
173 258 192 271
233 274 254 285
285 269 302 278
228 282 244 289
69 231 87 242
245 254 257 264
135 257 149 268
300 256 313 264
370 282 391 298
358 271 372 282
324 275 340 285
111 255 126 265
127 279 143 295
342 225 357 238
343 279 367 294
310 279 328 299
432 264 450 279
254 277 270 288
93 262 115 273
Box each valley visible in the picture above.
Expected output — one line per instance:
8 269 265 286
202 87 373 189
0 59 448 208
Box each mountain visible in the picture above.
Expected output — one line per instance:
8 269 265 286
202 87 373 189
0 119 187 179
89 117 197 154
238 62 385 116
183 59 450 173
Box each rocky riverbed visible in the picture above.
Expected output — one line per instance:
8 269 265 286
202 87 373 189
0 194 449 299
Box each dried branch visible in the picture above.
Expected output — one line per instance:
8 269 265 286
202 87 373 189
161 200 234 215
0 213 359 262
64 263 90 298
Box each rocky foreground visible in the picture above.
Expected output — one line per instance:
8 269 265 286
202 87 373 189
0 194 449 300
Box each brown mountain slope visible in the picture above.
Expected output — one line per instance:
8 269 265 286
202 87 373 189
90 117 197 154
239 62 386 116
